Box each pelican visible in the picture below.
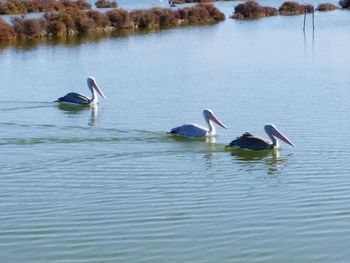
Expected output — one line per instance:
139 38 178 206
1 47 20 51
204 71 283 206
169 109 227 138
55 76 106 106
226 124 295 151
169 0 176 7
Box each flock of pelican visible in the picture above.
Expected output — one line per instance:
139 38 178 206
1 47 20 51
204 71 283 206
56 77 295 151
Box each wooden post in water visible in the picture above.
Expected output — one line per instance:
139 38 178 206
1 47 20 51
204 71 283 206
312 7 315 31
303 6 315 31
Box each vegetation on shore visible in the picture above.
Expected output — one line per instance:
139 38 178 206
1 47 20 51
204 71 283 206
316 3 338 11
0 4 225 42
232 1 278 20
232 0 341 20
0 0 91 15
278 1 314 15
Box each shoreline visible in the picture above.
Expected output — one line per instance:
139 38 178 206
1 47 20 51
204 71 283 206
0 3 225 45
0 22 222 50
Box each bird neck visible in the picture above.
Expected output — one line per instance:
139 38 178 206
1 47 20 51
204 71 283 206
207 120 216 135
90 87 98 103
267 131 279 149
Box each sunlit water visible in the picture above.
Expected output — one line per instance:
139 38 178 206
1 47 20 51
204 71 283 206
1 1 350 262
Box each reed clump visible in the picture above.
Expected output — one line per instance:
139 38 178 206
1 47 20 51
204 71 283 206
231 1 278 19
0 0 91 15
316 3 338 11
0 17 16 41
278 1 314 15
95 0 118 8
129 4 224 29
180 3 225 22
44 7 96 35
12 16 46 38
107 9 132 28
0 4 225 42
339 0 350 8
87 10 111 28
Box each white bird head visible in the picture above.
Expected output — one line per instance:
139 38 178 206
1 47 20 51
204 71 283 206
264 124 295 147
203 109 227 129
87 76 107 99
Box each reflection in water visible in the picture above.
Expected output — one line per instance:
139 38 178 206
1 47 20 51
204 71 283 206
229 149 289 175
168 135 217 144
203 152 219 171
0 29 157 51
167 135 222 170
89 105 98 126
205 136 216 144
57 104 98 126
303 26 315 52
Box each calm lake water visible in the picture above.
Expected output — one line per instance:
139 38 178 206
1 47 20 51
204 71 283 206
1 1 350 262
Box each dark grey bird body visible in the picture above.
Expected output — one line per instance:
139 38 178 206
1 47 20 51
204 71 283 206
226 124 295 151
56 92 91 105
227 132 273 151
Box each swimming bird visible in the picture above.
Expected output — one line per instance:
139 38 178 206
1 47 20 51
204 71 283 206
226 124 295 151
169 109 227 138
169 0 176 7
55 76 106 106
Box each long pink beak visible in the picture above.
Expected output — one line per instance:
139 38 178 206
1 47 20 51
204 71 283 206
273 129 295 147
209 114 227 129
93 83 106 99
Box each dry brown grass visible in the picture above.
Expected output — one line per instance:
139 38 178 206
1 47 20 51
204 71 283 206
87 10 111 28
12 16 45 38
317 3 338 11
179 3 225 22
106 9 132 28
279 1 314 15
0 0 91 15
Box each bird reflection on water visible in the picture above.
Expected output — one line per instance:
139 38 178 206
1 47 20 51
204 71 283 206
229 149 290 175
169 134 217 144
57 104 99 126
